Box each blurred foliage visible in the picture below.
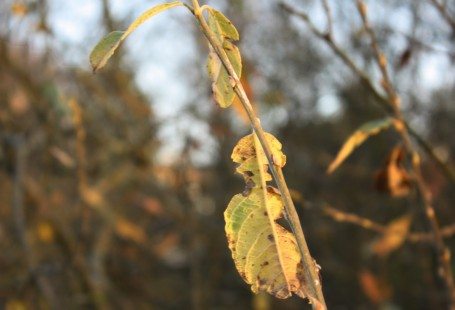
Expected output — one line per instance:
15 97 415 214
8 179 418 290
1 0 455 309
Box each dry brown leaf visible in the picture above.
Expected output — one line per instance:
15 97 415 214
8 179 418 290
372 215 412 257
375 145 412 197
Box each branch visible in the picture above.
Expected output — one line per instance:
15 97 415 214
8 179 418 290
314 203 455 243
356 0 455 305
428 0 455 33
190 1 326 308
279 2 455 185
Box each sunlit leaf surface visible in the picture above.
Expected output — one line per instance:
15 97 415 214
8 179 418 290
225 132 308 299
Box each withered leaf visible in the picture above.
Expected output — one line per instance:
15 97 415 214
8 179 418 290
375 145 412 197
372 214 412 257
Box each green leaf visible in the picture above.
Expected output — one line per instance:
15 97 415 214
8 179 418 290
90 1 184 72
207 42 242 108
327 117 393 174
225 132 307 299
89 31 125 72
207 8 239 41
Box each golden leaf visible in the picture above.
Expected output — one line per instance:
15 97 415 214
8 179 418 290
327 118 393 174
225 132 307 299
372 215 412 257
115 218 147 244
37 222 55 243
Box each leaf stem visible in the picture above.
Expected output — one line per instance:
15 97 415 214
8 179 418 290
192 1 326 307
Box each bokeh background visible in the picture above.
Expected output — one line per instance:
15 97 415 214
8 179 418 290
1 0 455 309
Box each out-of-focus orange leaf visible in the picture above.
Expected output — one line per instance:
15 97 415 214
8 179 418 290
115 218 147 244
11 3 28 16
82 187 104 207
9 89 29 115
140 197 164 216
36 222 55 243
372 214 412 257
232 70 257 125
358 270 391 304
375 145 412 197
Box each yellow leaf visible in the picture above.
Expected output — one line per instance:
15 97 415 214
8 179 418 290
231 133 285 166
115 218 147 244
206 9 242 108
327 117 393 174
372 215 412 257
37 222 55 243
225 132 307 299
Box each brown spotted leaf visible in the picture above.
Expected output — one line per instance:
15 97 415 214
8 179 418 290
225 132 308 299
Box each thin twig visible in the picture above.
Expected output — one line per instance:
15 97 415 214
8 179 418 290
428 0 455 32
314 203 455 243
189 1 326 308
279 2 455 185
321 0 333 35
355 1 455 306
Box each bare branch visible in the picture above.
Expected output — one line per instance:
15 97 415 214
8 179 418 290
428 0 455 33
279 1 455 184
355 0 455 304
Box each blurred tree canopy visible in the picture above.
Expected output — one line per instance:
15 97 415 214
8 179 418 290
1 0 455 309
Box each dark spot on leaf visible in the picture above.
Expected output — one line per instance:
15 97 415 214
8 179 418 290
263 211 267 216
268 234 274 242
257 276 267 286
261 261 269 267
